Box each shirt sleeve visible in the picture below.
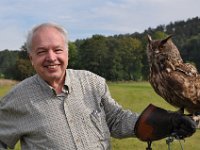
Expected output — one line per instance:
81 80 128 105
0 141 7 149
0 95 21 149
101 82 139 138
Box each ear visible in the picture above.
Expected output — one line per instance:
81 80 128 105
28 54 34 66
161 34 173 45
147 34 152 43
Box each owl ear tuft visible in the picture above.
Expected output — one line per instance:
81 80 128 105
147 34 152 43
161 34 173 45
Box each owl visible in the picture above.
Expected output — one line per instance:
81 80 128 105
147 35 200 114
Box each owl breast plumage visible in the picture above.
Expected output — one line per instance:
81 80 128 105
147 35 200 114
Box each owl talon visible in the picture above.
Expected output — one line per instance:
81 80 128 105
192 114 200 128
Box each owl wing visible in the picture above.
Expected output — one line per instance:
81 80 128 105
164 64 200 108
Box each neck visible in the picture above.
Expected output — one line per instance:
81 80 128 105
50 81 64 94
47 75 66 94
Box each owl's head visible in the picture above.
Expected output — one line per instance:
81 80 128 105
147 35 182 67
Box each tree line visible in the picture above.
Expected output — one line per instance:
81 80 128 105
0 16 200 81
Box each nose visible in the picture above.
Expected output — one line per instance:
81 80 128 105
46 50 56 61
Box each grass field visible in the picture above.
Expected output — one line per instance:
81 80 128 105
0 79 17 96
109 82 200 150
0 80 199 150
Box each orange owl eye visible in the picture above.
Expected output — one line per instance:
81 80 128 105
159 45 165 49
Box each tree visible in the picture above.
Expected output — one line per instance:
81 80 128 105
152 31 167 39
118 37 143 80
14 58 35 80
0 50 18 79
78 35 109 77
68 42 78 69
105 37 124 80
182 34 200 71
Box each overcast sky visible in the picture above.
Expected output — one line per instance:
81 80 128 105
0 0 199 50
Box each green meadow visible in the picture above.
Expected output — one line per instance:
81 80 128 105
0 81 199 150
109 82 200 150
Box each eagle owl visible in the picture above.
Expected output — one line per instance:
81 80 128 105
147 35 200 114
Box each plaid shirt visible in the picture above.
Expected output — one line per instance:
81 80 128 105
0 69 139 150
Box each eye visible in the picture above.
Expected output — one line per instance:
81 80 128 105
54 48 63 53
36 49 47 55
159 45 165 50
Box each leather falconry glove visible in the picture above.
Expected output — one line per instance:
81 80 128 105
134 104 196 142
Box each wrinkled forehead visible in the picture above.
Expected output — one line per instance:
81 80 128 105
32 26 66 44
31 26 67 50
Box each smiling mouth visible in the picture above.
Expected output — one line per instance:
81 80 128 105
45 64 59 69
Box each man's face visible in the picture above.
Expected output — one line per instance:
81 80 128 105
29 26 68 84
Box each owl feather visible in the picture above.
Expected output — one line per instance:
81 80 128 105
147 35 200 114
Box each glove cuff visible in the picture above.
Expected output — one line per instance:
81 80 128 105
134 104 172 141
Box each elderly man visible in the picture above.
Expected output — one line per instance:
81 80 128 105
0 23 196 149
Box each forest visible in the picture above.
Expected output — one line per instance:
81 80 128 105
0 16 200 81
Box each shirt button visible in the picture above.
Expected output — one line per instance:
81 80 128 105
76 138 80 143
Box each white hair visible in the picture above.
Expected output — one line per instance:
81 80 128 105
26 22 68 53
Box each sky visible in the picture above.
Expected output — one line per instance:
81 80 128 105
0 0 199 50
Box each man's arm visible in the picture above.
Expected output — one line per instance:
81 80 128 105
0 141 7 149
0 95 21 149
101 83 139 138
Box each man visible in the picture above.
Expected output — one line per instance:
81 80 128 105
0 23 196 149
